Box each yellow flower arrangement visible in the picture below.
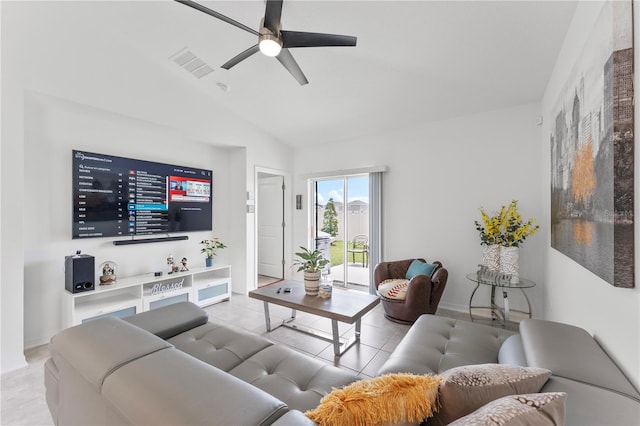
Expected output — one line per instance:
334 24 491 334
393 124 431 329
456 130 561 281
500 200 539 247
475 200 539 247
475 208 503 246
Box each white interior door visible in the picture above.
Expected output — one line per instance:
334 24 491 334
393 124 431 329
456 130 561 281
257 175 284 279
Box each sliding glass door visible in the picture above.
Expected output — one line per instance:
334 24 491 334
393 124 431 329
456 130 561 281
312 175 370 291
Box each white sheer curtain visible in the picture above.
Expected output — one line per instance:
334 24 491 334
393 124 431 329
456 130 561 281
368 171 383 294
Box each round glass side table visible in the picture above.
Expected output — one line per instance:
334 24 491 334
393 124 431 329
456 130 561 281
466 273 536 326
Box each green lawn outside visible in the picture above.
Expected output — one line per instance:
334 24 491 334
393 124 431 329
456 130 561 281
330 240 344 265
329 240 367 266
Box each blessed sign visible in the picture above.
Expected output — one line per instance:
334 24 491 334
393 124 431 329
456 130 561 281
151 278 184 295
476 265 513 286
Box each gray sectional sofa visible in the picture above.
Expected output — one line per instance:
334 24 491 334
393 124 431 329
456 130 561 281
45 302 348 425
44 301 640 425
378 314 640 426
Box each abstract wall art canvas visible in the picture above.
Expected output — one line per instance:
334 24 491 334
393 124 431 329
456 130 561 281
550 0 634 288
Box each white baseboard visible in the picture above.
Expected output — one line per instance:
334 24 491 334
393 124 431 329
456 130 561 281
25 330 56 350
437 301 469 313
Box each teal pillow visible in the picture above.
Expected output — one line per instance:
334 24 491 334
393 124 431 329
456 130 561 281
406 260 438 280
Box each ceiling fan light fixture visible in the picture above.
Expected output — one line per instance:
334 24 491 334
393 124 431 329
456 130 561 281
259 33 282 57
175 0 357 85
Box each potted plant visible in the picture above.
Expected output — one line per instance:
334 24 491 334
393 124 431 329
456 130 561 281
293 246 330 296
474 200 539 282
200 238 227 267
498 200 539 283
475 206 504 272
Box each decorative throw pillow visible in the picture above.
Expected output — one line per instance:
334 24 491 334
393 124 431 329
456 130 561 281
378 279 410 301
447 392 567 426
406 260 438 280
429 364 552 426
304 373 442 426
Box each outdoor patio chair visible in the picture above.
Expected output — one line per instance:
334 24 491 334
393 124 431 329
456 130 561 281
347 235 369 267
374 258 448 324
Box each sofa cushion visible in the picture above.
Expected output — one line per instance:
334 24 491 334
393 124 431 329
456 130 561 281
448 392 566 426
378 315 515 376
540 376 640 426
271 410 317 425
378 279 410 301
498 335 528 366
406 259 438 279
305 373 442 426
102 347 288 426
430 363 552 426
168 321 274 372
520 319 640 400
49 317 171 390
124 301 208 340
43 359 59 425
229 344 358 413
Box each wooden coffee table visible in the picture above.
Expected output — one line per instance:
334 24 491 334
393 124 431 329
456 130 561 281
248 280 379 357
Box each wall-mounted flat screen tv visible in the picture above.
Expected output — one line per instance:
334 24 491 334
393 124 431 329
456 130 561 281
72 150 212 239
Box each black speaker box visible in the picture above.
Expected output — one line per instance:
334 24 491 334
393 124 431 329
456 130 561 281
65 254 95 293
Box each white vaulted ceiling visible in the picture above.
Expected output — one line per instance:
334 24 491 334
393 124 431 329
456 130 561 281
41 1 578 147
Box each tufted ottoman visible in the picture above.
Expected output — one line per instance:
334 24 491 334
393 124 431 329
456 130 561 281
168 319 358 413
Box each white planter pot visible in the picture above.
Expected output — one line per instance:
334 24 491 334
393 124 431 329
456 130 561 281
499 246 520 284
482 244 501 272
304 270 322 296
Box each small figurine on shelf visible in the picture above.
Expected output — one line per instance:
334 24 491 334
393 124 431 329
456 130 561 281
180 257 189 272
167 255 180 274
99 261 117 285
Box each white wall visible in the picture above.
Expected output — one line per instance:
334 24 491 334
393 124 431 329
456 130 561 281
5 0 637 393
293 103 545 316
22 94 235 348
1 1 292 373
1 2 28 373
541 1 640 389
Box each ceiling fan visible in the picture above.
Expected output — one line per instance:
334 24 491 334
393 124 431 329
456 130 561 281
175 0 357 85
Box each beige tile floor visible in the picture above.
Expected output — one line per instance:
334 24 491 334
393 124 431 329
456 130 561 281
0 293 490 425
1 345 53 426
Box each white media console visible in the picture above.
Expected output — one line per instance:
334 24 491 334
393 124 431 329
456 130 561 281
61 264 231 328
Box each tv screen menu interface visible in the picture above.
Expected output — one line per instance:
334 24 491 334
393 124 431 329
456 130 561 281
72 150 212 239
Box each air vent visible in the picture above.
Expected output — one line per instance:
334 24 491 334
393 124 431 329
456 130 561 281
169 47 214 79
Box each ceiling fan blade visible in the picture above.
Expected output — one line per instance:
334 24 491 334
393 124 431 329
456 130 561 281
281 31 357 48
263 0 283 33
221 44 260 70
276 49 309 85
175 0 259 36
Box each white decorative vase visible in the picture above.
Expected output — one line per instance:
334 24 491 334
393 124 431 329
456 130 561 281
482 244 501 272
304 270 322 296
499 246 519 284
